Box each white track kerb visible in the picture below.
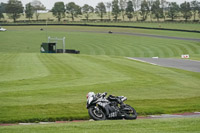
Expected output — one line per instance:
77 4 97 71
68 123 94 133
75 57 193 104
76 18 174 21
126 57 159 66
127 57 200 72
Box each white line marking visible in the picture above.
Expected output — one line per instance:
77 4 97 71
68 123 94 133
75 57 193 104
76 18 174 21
126 57 160 66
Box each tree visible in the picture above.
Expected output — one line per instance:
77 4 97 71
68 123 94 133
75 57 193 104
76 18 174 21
0 2 6 12
148 0 154 21
119 0 127 21
132 0 142 21
126 1 134 21
112 0 120 21
0 3 6 20
52 2 65 22
168 2 179 21
106 2 112 20
0 3 4 20
0 12 3 20
140 0 150 21
25 3 34 21
5 0 23 22
136 0 142 10
180 1 192 21
151 0 163 21
199 3 200 19
132 0 137 10
95 2 106 21
66 2 81 21
82 4 94 21
31 0 46 21
161 0 169 21
191 0 200 21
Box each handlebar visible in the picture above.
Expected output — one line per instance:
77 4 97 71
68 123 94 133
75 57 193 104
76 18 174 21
96 92 107 98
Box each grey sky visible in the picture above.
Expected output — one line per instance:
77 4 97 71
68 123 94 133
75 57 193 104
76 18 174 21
0 0 194 9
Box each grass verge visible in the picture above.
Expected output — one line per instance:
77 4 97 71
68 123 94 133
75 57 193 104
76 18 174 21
0 118 200 133
0 53 200 123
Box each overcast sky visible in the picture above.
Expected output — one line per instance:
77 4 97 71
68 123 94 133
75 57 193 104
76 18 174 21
0 0 195 9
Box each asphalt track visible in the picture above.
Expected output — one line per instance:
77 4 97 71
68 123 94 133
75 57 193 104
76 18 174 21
113 32 200 42
76 31 200 42
128 57 200 72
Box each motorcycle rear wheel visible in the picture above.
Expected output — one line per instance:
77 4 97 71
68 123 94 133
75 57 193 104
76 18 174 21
88 106 106 120
124 105 137 120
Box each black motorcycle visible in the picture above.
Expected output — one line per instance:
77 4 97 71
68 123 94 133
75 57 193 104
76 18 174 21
86 92 137 120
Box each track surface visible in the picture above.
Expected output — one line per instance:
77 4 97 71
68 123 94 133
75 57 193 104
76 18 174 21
76 31 200 42
113 32 200 42
128 57 200 72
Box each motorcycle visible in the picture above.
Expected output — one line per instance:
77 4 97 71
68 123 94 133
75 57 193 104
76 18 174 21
86 92 137 120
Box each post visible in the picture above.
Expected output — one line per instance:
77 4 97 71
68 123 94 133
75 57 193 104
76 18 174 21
48 36 50 43
46 20 48 41
63 37 66 53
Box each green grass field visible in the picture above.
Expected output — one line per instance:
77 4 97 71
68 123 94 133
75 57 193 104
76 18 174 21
1 26 200 54
1 118 200 133
0 26 200 125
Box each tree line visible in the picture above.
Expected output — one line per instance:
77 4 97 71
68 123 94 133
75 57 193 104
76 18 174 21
0 0 200 22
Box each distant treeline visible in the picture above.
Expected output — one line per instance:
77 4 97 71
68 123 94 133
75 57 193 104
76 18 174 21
0 0 200 22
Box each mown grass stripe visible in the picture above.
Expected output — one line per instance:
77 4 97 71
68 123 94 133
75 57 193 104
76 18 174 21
0 26 200 124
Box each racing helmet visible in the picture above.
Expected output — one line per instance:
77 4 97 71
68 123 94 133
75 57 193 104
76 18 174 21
86 92 95 99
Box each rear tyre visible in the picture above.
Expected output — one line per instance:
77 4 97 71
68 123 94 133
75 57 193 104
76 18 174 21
88 106 106 120
124 105 137 120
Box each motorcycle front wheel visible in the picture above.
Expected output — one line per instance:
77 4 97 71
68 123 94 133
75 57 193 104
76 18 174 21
124 105 137 120
88 106 106 120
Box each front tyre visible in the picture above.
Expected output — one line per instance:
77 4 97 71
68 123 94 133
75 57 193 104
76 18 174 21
124 105 137 120
88 106 106 120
